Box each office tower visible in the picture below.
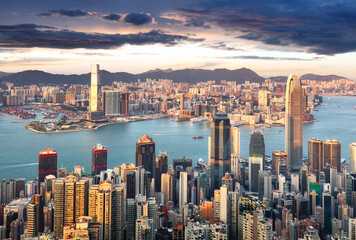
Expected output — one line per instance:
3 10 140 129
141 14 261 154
135 166 145 196
272 151 287 176
285 74 303 171
179 172 187 213
161 173 173 205
155 153 168 192
210 111 231 195
90 64 101 112
91 144 107 175
136 135 156 184
249 155 263 192
291 173 299 192
38 148 57 183
323 192 333 235
27 202 38 237
323 140 341 172
127 199 138 239
31 194 44 232
301 166 308 195
88 181 125 240
219 185 229 224
127 172 136 199
120 163 136 182
104 90 120 116
199 201 213 221
75 179 89 222
231 127 240 179
258 171 272 201
249 130 265 165
135 218 154 240
10 219 21 240
308 138 323 178
258 89 268 112
14 179 25 199
120 92 129 115
53 179 64 237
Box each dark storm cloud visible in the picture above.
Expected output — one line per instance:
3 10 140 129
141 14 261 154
0 24 202 49
122 13 154 25
221 56 312 61
35 9 154 25
35 9 91 17
166 0 356 55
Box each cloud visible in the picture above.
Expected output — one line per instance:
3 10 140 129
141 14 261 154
220 55 315 61
35 9 154 25
0 24 203 49
200 42 242 51
163 0 356 55
122 13 154 25
35 9 91 17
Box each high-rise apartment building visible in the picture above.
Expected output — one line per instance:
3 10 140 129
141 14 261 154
38 148 57 183
92 144 107 175
210 111 231 195
258 89 268 112
308 138 323 177
53 179 64 237
161 173 173 205
27 202 38 237
285 74 303 171
350 143 356 173
88 180 125 240
272 151 287 176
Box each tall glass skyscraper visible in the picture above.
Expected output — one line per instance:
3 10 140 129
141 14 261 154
90 64 101 112
104 90 120 116
249 130 265 164
210 111 231 195
285 74 303 171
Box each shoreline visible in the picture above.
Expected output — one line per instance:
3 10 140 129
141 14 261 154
24 115 170 134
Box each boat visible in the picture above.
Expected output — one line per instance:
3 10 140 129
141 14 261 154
312 109 318 111
193 136 204 139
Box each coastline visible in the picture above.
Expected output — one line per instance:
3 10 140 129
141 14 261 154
23 114 169 134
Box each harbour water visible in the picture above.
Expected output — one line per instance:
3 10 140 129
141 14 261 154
0 96 355 181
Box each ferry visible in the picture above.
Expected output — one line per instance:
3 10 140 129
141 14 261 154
193 136 204 139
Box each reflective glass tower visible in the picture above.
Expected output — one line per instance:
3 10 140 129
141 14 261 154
285 74 303 171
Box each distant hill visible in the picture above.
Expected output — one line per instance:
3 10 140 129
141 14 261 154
0 71 10 78
0 68 265 86
269 74 349 82
0 68 349 87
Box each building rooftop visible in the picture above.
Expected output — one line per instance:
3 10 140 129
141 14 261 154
138 134 153 143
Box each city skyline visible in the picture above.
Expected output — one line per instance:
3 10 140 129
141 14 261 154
1 0 356 79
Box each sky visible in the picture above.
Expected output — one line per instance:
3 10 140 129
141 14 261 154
1 0 356 79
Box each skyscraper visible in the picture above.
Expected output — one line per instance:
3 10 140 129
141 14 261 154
323 140 341 172
249 155 263 193
179 172 187 213
231 127 240 179
90 64 101 112
120 92 129 115
308 138 323 177
350 142 356 173
272 150 287 175
210 111 231 195
249 130 265 164
285 74 303 171
161 173 173 205
38 148 57 183
88 180 125 240
104 90 120 116
53 179 64 237
135 135 156 183
155 153 168 192
258 89 268 112
27 202 38 237
92 144 107 175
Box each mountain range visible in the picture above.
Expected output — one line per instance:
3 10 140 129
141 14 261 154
0 68 350 87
